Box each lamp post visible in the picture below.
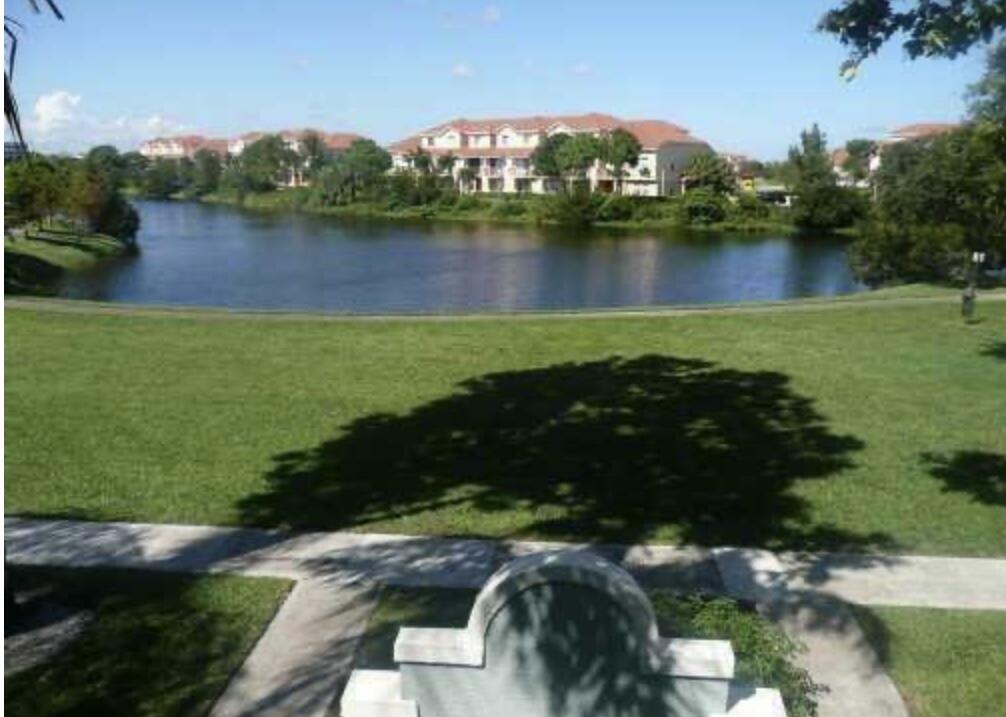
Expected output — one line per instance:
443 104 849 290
962 250 986 320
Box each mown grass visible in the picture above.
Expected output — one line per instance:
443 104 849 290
4 229 128 295
5 299 1005 555
5 566 290 717
359 586 818 716
854 606 1006 717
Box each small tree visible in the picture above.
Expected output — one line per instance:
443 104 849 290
789 124 866 232
299 131 331 180
406 147 433 175
555 133 601 190
682 153 736 195
4 156 62 228
530 133 570 185
191 149 223 196
598 128 641 193
841 139 877 182
141 158 181 199
241 134 296 190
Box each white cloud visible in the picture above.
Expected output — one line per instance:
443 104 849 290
570 62 591 76
482 4 502 24
451 63 475 78
24 90 190 153
32 90 82 133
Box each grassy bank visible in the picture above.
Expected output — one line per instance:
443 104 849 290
854 606 1006 717
197 188 798 234
5 296 1005 555
6 566 290 717
4 228 131 295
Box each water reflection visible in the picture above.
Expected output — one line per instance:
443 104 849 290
58 200 865 312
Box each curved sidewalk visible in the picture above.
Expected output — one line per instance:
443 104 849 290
7 517 1006 716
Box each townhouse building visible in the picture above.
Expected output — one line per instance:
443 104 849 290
388 113 712 196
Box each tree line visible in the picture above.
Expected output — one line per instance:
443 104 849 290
5 147 140 245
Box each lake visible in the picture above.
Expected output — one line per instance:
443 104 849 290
58 200 865 312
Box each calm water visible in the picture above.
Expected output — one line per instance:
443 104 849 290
58 200 865 312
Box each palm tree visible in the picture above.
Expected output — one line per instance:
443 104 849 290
5 1 63 150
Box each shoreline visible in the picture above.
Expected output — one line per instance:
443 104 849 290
181 189 804 236
4 228 133 296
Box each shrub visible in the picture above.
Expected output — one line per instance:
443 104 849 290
490 198 527 218
852 221 969 285
631 198 678 222
652 593 820 717
792 185 868 232
731 192 770 221
596 194 635 222
454 195 487 212
536 187 603 226
679 188 729 225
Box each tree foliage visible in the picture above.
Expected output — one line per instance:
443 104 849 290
555 133 602 182
239 134 296 190
820 0 1006 75
5 154 140 242
842 139 877 181
788 124 867 231
530 133 570 178
683 152 736 195
968 36 1006 124
598 128 642 190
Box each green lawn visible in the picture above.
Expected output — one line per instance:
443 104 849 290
854 606 1006 717
5 229 128 295
359 586 817 716
5 567 290 717
5 298 1005 555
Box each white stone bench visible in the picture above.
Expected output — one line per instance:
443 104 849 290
342 551 786 717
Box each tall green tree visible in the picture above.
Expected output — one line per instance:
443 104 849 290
142 158 181 199
530 133 570 181
342 139 392 201
789 124 866 231
682 152 736 195
598 128 641 193
4 155 62 227
968 37 1006 125
820 0 1006 75
191 149 222 195
842 139 877 181
555 133 601 188
83 145 126 189
298 131 331 180
241 134 296 190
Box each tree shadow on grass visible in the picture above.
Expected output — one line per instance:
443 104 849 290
981 341 1006 361
5 565 279 717
922 450 1006 507
241 354 891 552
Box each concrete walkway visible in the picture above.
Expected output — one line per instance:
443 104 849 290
8 517 1006 716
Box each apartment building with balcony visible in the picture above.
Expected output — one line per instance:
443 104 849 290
139 135 229 159
388 113 711 196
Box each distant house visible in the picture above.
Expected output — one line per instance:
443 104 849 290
869 122 960 173
388 112 711 196
140 129 363 187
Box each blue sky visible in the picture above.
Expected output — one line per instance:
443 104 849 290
7 0 990 159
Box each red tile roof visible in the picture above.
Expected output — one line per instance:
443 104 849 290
392 113 706 154
891 123 959 140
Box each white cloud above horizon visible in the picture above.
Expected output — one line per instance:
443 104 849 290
570 62 591 76
451 63 475 78
22 90 190 153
